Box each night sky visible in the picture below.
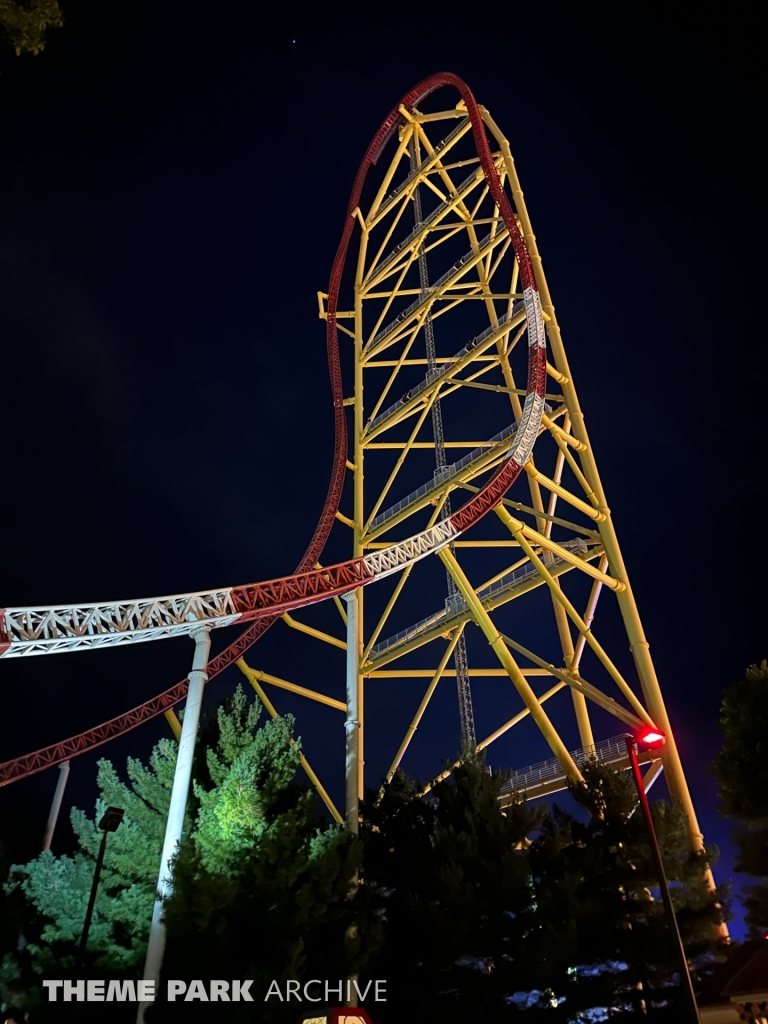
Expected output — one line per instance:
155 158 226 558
0 4 763 941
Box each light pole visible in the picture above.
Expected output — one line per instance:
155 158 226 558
625 730 701 1024
78 806 124 965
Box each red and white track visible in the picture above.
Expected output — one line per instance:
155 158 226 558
0 73 546 785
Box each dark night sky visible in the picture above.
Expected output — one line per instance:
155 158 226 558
0 3 764 940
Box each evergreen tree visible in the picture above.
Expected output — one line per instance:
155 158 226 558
3 686 363 1023
1 738 180 1020
516 760 726 1020
362 757 725 1023
713 660 768 931
153 686 376 1024
360 755 545 1023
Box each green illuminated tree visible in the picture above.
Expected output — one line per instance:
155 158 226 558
714 660 768 931
2 686 367 1024
0 0 62 55
156 687 375 1023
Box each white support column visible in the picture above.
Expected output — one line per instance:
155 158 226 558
344 592 359 835
343 593 361 1009
41 760 70 852
137 626 210 1023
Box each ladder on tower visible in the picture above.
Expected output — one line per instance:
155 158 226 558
412 144 475 749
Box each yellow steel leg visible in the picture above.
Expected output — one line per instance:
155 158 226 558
243 669 344 826
382 628 463 788
484 111 720 909
439 548 582 784
164 710 181 741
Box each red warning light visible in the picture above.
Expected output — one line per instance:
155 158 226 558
638 727 666 749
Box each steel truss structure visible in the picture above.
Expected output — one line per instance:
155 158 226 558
0 75 714 890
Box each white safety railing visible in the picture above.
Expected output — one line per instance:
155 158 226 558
372 551 557 658
369 421 518 533
500 734 632 795
366 229 506 354
370 541 589 659
372 166 483 280
365 303 522 436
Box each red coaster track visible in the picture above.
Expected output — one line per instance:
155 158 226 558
0 72 544 787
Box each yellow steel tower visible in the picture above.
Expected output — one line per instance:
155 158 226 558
238 84 715 885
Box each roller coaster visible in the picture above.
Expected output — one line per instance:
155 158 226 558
0 74 712 885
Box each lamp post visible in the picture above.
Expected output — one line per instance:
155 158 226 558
78 806 124 965
625 730 701 1024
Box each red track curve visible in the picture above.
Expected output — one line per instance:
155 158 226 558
0 73 543 787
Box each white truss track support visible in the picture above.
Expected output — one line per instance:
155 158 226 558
363 521 459 579
1 589 239 658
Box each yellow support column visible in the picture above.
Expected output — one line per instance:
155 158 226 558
164 710 181 741
241 667 344 826
551 593 594 750
383 629 463 786
353 214 367 807
439 548 583 784
483 108 718 896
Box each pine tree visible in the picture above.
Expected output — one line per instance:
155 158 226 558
3 739 180 979
3 685 364 1023
153 686 375 1024
516 759 727 1021
361 757 726 1023
193 687 299 875
0 739 183 1021
360 755 546 1023
713 660 768 931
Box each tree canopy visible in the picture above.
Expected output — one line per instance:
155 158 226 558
1 686 365 1023
714 660 768 931
0 0 62 55
361 756 726 1023
1 736 181 1019
155 685 374 1023
361 756 545 1022
1 690 731 1023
